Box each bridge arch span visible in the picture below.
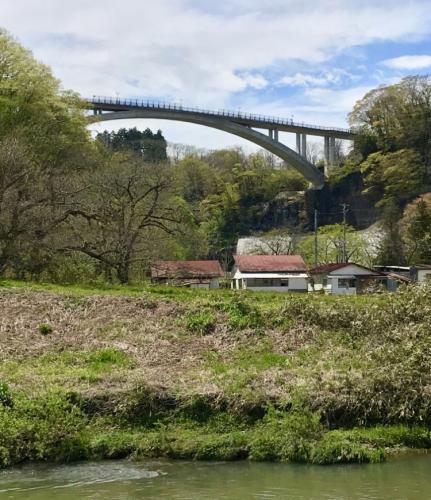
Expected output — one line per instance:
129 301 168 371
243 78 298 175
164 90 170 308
90 109 325 189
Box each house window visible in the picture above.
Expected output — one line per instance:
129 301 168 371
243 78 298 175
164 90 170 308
280 279 289 287
338 278 356 288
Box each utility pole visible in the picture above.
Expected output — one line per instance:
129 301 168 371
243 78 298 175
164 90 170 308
314 209 318 268
341 203 349 262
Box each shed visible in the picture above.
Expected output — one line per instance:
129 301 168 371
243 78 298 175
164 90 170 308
151 260 224 288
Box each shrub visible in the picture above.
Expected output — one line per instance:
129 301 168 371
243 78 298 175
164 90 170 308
38 323 53 335
224 295 263 330
185 310 216 335
0 382 12 408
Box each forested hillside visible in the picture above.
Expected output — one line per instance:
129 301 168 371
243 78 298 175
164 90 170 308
1 28 431 285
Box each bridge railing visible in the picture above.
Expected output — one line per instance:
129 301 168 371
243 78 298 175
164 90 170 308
87 95 355 135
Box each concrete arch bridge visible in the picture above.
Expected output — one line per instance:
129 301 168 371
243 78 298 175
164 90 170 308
87 96 357 189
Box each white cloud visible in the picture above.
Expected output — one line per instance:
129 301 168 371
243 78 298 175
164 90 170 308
381 54 431 69
277 70 351 87
2 0 431 106
240 73 268 89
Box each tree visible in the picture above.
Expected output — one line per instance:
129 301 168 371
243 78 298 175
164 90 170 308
173 156 222 205
0 30 95 279
375 202 405 265
97 127 168 162
0 29 91 169
0 136 80 277
62 153 185 283
360 149 425 207
252 229 298 255
401 194 431 264
298 224 371 265
349 76 431 166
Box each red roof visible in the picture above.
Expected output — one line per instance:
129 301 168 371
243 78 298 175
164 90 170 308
151 260 224 279
310 263 350 274
310 262 383 275
233 255 307 273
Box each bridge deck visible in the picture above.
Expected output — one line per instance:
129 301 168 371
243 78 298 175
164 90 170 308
87 96 356 140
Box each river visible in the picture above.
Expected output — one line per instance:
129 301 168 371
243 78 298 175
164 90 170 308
1 455 430 499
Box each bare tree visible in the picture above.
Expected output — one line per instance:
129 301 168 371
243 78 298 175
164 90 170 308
0 137 66 276
62 154 185 283
306 141 323 165
252 229 298 255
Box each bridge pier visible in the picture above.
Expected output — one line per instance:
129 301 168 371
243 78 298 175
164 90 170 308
301 134 307 158
296 133 301 155
274 129 279 142
329 136 336 165
324 136 329 164
268 129 274 140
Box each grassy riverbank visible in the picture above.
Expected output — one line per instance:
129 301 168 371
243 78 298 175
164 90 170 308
1 279 431 467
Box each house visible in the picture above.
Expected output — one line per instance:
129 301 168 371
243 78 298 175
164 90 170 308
310 263 386 295
410 265 431 283
231 255 309 292
150 260 224 289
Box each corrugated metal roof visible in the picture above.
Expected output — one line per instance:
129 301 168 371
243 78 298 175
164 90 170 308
233 255 307 272
310 263 350 274
151 260 224 279
311 263 383 275
236 272 309 278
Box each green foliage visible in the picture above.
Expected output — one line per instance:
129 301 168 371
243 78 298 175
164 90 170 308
0 382 12 408
0 394 89 468
360 149 425 207
349 76 431 165
298 223 371 265
375 202 405 265
249 410 322 462
2 283 431 467
401 194 431 264
223 294 263 330
38 323 53 335
97 127 168 163
185 310 216 335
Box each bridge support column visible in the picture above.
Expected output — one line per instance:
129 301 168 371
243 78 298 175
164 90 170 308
324 136 330 164
274 129 279 142
329 136 336 165
296 133 301 155
301 134 307 158
268 129 274 139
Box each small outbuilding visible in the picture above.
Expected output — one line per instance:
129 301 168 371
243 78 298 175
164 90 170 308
411 264 431 283
310 263 386 295
373 264 431 286
231 254 309 292
151 260 224 288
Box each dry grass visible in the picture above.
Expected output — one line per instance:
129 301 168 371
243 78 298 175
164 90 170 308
0 287 309 398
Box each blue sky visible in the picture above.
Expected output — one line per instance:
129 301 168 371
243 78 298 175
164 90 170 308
2 0 431 151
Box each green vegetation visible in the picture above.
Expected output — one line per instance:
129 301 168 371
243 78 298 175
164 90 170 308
1 282 431 468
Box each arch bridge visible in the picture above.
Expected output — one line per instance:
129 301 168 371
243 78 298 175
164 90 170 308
87 96 357 189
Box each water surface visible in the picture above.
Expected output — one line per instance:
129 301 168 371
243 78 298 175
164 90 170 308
1 454 430 499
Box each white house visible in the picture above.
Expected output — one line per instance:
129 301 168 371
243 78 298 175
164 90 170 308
231 255 309 292
151 260 224 289
411 265 431 283
310 263 386 295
